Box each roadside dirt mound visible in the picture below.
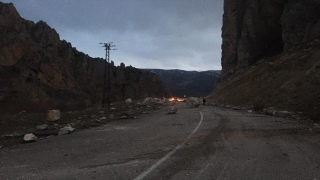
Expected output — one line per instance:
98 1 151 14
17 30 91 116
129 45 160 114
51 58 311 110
208 39 320 121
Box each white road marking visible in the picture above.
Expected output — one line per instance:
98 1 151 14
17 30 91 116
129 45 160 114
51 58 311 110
133 111 204 180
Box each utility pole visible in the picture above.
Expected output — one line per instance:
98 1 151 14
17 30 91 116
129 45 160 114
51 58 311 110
100 42 116 110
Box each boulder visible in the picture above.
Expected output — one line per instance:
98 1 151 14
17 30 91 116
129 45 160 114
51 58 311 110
156 97 169 105
142 97 155 105
263 107 276 116
167 106 178 114
36 124 49 130
46 110 60 121
58 125 75 135
185 97 200 108
274 111 293 118
23 133 37 142
125 98 133 104
231 106 241 110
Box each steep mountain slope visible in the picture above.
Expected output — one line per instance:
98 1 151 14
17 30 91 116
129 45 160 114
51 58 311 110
209 0 320 121
144 69 220 97
0 2 167 113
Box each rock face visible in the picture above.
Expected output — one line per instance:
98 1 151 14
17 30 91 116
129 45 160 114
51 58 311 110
0 3 167 113
221 0 320 81
211 0 320 121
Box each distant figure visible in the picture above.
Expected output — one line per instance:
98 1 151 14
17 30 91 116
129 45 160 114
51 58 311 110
203 98 206 105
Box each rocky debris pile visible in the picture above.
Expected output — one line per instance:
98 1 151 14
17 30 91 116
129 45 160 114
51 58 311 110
211 102 316 123
0 97 170 147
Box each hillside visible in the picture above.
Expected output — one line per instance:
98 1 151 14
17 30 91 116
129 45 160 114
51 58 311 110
144 69 220 97
0 2 168 113
209 0 320 121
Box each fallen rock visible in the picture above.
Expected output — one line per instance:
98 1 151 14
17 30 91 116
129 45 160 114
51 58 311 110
263 107 276 116
225 105 232 108
46 110 60 121
23 133 37 142
125 98 133 104
3 132 21 137
231 106 241 110
185 97 200 108
167 106 178 114
99 117 107 120
142 97 155 105
18 111 26 115
58 125 75 135
36 124 49 130
161 97 170 105
274 111 293 118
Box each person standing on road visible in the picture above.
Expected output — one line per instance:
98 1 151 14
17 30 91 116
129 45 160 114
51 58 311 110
203 98 206 105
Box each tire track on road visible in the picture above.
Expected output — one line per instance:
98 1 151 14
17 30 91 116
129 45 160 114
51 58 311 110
147 109 229 180
133 111 204 180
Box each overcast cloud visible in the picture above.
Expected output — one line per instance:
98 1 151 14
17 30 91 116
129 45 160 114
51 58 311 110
3 0 223 71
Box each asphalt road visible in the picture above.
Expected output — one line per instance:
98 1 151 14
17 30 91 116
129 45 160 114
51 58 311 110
1 103 319 180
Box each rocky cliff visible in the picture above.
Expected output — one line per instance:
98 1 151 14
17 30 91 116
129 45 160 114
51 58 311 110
0 2 167 113
221 0 320 81
210 0 320 121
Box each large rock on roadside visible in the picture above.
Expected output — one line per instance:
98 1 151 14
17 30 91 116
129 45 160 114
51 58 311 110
125 98 133 104
58 125 75 135
36 124 49 130
186 97 200 108
23 133 37 142
141 97 155 105
274 111 293 118
158 97 170 105
46 110 60 121
167 106 178 114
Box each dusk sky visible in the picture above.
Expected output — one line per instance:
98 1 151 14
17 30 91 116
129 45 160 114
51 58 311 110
3 0 224 71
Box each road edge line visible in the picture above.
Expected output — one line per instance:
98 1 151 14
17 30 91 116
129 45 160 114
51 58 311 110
133 111 204 180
